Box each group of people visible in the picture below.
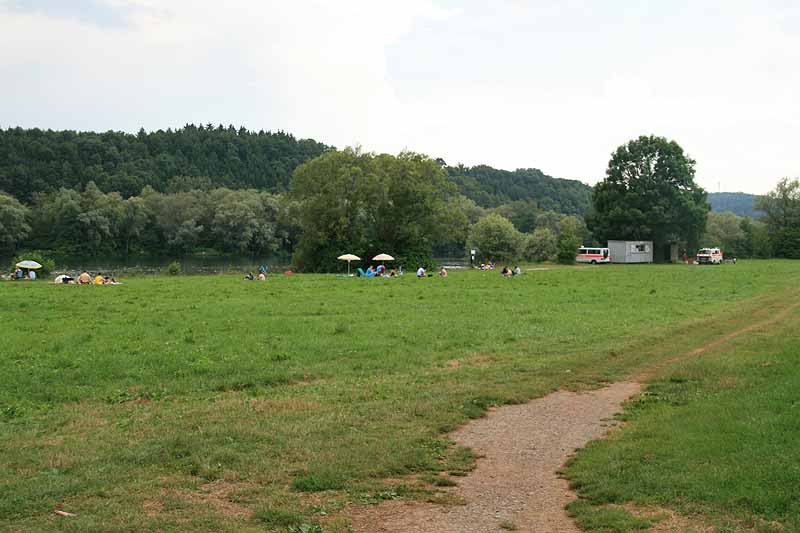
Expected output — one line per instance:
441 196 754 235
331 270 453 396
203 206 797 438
244 265 269 281
357 265 404 278
501 265 522 277
12 267 36 281
477 262 496 270
415 266 448 278
56 271 120 285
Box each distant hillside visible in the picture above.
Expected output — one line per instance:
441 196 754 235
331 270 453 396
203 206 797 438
708 192 761 218
0 125 331 201
446 164 592 215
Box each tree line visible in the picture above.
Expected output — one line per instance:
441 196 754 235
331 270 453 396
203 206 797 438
0 149 598 268
1 129 797 267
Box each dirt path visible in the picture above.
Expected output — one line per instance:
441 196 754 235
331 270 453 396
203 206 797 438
349 382 641 533
349 298 800 532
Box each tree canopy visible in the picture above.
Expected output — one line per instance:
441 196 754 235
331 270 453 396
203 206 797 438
467 213 523 262
0 192 31 254
291 149 459 271
587 135 709 259
756 178 800 258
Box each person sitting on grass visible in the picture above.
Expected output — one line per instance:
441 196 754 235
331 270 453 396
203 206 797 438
417 266 426 278
258 272 266 281
439 266 448 277
77 271 92 284
244 272 254 281
94 272 105 285
513 266 521 276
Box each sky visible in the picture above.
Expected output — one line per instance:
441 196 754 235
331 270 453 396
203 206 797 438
1 0 798 194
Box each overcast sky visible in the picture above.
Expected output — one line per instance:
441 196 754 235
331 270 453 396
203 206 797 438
1 0 798 194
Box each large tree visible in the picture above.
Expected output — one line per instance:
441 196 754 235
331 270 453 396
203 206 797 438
756 178 800 258
587 135 709 260
291 148 457 271
468 213 523 262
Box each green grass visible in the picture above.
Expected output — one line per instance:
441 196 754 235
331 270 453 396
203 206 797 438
564 301 800 531
1 261 799 531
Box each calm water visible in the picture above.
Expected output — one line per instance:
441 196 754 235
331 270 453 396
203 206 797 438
3 254 471 276
4 254 290 276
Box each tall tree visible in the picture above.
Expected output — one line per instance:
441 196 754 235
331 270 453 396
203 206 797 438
587 135 709 260
468 213 523 262
291 148 455 271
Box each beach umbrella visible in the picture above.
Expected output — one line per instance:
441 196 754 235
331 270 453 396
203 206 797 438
372 253 394 272
337 254 361 275
16 260 42 269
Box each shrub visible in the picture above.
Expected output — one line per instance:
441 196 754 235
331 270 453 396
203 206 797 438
165 261 182 276
556 234 582 264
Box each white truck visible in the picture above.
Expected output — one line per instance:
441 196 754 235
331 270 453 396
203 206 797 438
696 247 723 264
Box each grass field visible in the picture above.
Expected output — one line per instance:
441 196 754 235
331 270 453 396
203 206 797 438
565 292 800 532
1 261 799 531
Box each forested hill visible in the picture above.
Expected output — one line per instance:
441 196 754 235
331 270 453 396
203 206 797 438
708 192 761 218
445 164 592 215
1 126 594 217
0 125 331 201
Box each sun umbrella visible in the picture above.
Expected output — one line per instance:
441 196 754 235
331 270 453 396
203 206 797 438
337 254 361 275
16 260 42 269
372 253 394 274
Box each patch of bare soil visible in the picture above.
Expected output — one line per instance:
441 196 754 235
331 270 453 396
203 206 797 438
349 382 641 532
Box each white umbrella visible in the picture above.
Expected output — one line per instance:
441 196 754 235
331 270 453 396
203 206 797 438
337 254 361 275
372 253 394 273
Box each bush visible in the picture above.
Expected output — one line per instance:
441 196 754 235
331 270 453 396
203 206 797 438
556 234 582 264
165 261 182 276
523 228 557 262
11 250 55 276
468 213 523 263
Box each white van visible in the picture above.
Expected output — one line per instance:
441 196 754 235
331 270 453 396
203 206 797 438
696 248 723 264
576 247 610 264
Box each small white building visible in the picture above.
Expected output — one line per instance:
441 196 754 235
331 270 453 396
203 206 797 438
608 240 653 263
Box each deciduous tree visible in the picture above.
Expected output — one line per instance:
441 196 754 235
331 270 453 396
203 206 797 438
587 135 709 260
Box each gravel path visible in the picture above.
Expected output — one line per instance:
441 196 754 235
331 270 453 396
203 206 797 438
349 382 641 533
